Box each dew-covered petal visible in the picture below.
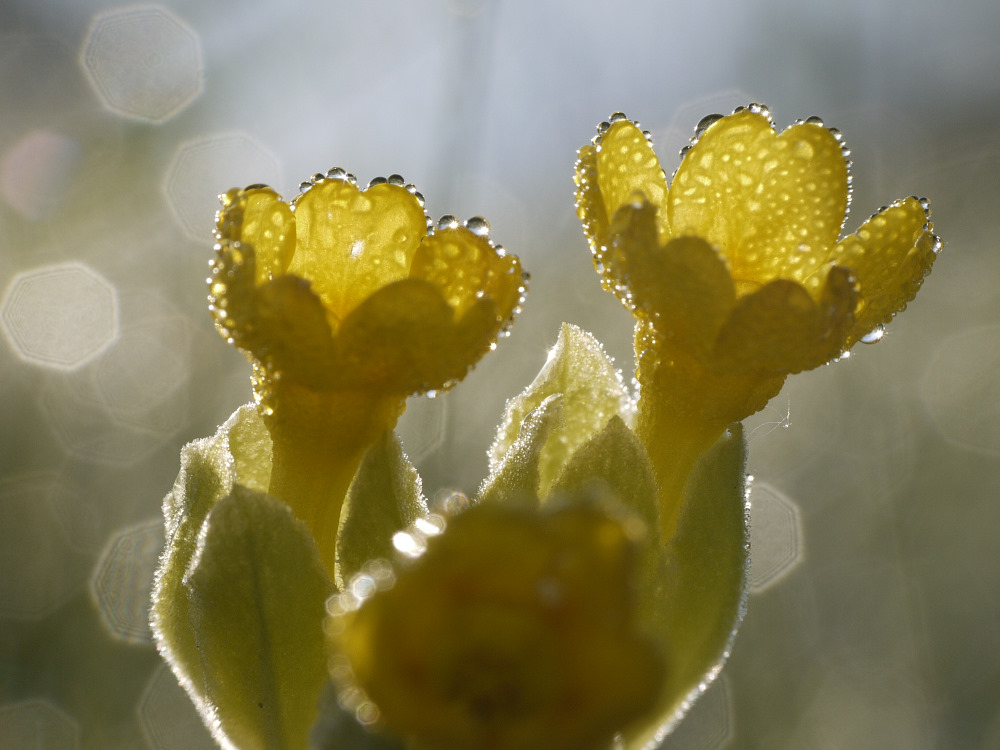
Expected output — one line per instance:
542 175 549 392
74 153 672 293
830 197 939 347
606 202 736 356
668 110 848 284
217 186 296 284
711 273 856 375
291 180 428 322
246 276 340 389
594 120 670 243
410 225 524 323
574 143 610 250
336 279 470 394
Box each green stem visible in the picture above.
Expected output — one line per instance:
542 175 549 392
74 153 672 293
263 381 405 580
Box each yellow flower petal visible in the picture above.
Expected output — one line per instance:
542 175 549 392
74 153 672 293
410 224 524 322
290 178 428 324
668 109 849 288
217 185 296 284
243 275 339 389
829 196 940 346
606 201 736 358
710 268 856 374
594 118 671 242
575 118 672 291
336 278 467 393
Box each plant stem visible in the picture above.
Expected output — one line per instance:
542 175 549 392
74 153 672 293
263 381 405 580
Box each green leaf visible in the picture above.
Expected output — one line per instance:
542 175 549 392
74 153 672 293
549 415 658 535
477 394 562 507
488 323 628 498
152 404 271 716
336 430 428 588
624 425 749 750
185 485 333 750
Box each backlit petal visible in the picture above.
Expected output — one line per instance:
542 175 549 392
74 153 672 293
668 110 848 285
606 201 735 357
711 272 855 375
291 179 428 323
830 197 939 346
410 225 524 323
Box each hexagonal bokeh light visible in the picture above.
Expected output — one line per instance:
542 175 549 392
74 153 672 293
748 482 804 593
80 5 202 122
1 262 118 370
89 518 164 644
163 132 282 241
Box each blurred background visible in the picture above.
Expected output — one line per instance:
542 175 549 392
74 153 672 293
0 0 997 747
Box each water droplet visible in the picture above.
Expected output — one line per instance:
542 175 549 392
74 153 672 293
609 111 627 123
695 113 723 136
918 196 931 211
367 176 387 188
387 174 405 186
437 215 459 230
465 216 490 236
311 173 325 184
860 325 885 344
298 181 312 193
243 183 269 192
805 115 824 126
327 167 346 180
425 389 437 399
597 121 611 135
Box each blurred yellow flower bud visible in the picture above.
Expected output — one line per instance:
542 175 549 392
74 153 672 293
328 502 666 750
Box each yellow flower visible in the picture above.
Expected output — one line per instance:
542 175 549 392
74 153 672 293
208 172 526 578
575 106 940 425
211 173 525 401
575 106 940 542
328 503 666 750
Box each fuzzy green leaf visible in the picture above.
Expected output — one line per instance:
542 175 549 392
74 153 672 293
185 485 333 750
624 424 748 750
152 404 272 717
478 394 562 507
488 323 628 498
548 414 658 535
336 430 428 588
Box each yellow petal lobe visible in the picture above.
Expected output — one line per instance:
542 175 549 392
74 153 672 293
830 197 939 346
595 120 670 243
668 110 848 286
291 179 428 324
606 201 736 357
410 225 523 321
